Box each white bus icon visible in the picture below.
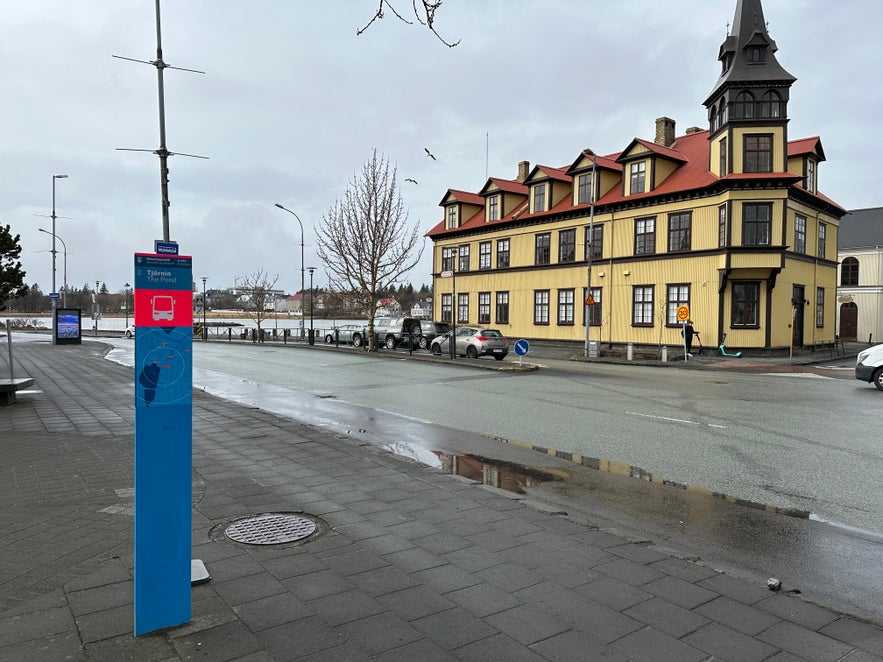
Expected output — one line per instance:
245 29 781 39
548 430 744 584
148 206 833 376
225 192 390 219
151 295 175 321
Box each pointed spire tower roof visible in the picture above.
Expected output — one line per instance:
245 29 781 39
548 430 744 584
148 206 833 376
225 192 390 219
705 0 796 105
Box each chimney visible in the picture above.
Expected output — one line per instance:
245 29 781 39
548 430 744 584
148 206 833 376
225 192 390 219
685 126 703 135
655 117 676 147
517 160 530 183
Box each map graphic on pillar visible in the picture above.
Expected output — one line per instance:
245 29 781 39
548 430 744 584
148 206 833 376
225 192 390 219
134 326 193 408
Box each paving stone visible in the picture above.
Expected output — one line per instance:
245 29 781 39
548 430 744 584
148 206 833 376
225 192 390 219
348 564 418 597
232 592 314 631
213 570 287 607
474 561 544 592
377 585 456 621
262 550 328 580
820 617 883 657
411 607 498 650
695 595 781 636
84 630 178 662
75 603 132 644
624 597 709 638
0 632 84 662
757 593 839 630
455 632 549 661
512 580 589 615
640 574 718 609
682 621 781 661
411 564 482 595
67 580 132 616
483 603 571 645
172 620 264 661
575 576 653 611
647 557 719 582
308 588 387 627
758 620 854 662
369 637 458 661
698 573 770 605
0 606 75 645
530 628 626 661
608 542 670 565
560 599 643 644
592 557 665 586
337 611 423 656
282 568 355 601
611 625 708 662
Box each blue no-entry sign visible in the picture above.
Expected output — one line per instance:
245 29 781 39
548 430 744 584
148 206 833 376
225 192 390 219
514 339 530 356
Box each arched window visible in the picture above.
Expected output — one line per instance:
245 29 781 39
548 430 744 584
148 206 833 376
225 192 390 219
734 91 755 119
760 90 782 118
709 103 717 131
841 257 859 286
718 101 727 127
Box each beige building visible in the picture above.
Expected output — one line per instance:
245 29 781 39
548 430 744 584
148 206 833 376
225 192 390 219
837 207 883 344
427 0 844 355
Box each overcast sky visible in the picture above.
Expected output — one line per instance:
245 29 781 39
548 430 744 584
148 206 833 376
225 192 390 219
3 1 881 298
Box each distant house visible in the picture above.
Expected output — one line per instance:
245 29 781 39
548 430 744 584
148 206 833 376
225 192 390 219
375 297 401 317
411 300 432 319
838 208 883 343
277 293 305 315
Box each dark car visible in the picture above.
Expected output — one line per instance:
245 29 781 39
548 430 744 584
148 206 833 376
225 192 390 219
416 321 451 349
430 326 508 360
374 316 423 349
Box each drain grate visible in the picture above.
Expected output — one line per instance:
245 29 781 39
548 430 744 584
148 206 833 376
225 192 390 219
225 513 317 545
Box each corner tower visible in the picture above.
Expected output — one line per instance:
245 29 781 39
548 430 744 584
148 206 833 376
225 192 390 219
704 0 796 177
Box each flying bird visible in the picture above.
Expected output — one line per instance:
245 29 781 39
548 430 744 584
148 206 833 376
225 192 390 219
405 178 418 185
424 147 437 161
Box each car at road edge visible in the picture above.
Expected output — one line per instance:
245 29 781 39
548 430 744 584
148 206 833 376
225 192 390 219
430 326 508 360
855 343 883 391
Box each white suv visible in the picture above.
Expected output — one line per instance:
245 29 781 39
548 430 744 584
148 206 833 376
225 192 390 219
855 343 883 391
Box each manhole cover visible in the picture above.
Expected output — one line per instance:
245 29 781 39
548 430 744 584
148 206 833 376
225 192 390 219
225 513 317 545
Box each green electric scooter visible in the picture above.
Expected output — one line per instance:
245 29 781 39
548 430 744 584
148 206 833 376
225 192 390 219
719 333 742 358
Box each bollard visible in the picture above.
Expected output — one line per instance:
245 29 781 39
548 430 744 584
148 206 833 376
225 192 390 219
627 343 634 361
661 346 668 362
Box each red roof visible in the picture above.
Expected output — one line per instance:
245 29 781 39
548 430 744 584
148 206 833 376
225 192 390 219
427 129 843 237
788 136 825 161
438 188 484 207
479 177 528 196
527 164 572 183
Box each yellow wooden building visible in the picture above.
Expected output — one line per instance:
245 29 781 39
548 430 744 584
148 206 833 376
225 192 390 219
427 0 845 354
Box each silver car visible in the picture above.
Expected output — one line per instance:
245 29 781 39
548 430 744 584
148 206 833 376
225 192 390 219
324 324 366 347
430 326 508 360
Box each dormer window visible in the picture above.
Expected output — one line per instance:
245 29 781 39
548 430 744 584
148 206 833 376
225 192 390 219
722 53 732 74
747 45 766 63
488 195 499 221
806 159 816 193
760 90 782 118
630 162 646 194
577 173 594 205
533 184 546 213
446 205 457 229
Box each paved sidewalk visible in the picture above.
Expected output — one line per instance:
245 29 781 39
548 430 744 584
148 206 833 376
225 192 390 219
1 341 881 661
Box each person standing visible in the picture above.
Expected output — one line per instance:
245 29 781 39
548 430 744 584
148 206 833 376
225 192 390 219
682 320 697 357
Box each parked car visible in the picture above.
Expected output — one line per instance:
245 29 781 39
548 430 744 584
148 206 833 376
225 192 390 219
430 326 508 360
416 321 451 350
324 324 366 347
373 316 423 349
855 343 883 391
125 325 135 338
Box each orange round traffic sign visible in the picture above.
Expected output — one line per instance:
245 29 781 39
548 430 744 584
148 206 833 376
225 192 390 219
677 305 689 321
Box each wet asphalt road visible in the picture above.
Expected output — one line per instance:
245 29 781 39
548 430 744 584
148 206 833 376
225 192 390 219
100 337 882 622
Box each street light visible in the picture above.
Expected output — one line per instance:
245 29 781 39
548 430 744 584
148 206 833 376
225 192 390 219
201 277 208 341
124 282 131 329
95 280 101 336
273 203 306 311
38 228 68 307
583 149 597 358
50 174 69 344
307 267 316 345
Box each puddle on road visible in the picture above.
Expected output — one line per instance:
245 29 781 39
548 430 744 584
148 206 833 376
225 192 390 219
432 451 566 495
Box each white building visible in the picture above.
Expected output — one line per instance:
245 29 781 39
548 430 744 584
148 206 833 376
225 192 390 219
837 207 883 344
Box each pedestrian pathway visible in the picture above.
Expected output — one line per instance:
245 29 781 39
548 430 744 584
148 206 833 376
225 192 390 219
1 341 881 661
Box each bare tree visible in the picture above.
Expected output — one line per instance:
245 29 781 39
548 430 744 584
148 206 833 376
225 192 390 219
317 149 424 350
237 269 279 342
358 0 460 47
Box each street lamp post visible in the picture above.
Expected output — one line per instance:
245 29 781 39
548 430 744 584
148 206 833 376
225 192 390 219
273 203 306 311
50 174 69 344
583 149 597 358
124 282 131 329
201 277 208 340
307 267 316 345
38 228 68 307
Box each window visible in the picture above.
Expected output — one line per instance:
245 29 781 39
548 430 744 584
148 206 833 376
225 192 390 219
744 134 772 173
533 184 546 213
818 223 827 258
584 287 602 326
441 293 452 322
534 290 550 325
841 257 859 286
734 91 755 119
718 205 728 247
495 291 509 324
806 159 816 193
668 212 692 252
816 288 825 327
457 293 469 323
488 195 499 221
742 203 771 246
478 241 491 270
732 282 760 327
794 215 806 254
632 286 654 326
558 289 575 325
717 139 726 178
446 205 457 229
496 238 510 268
630 162 646 194
535 233 551 265
478 292 491 324
710 102 718 132
666 284 690 325
748 46 766 63
577 173 594 205
458 245 470 272
441 247 455 272
559 229 576 263
635 217 656 255
717 101 727 129
585 224 603 261
760 90 781 118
